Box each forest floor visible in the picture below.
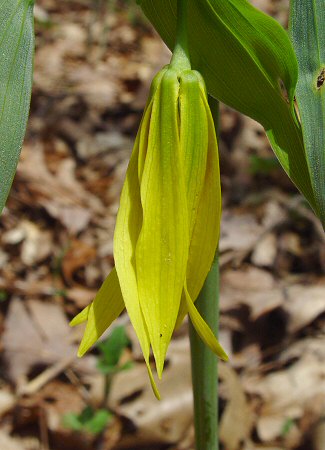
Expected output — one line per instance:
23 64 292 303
1 1 325 449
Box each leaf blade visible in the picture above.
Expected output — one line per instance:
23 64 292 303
139 0 319 218
290 0 325 224
0 0 34 214
136 69 189 377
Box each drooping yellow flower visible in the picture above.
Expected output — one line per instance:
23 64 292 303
71 65 228 398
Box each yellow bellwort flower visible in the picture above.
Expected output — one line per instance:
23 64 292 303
71 65 228 398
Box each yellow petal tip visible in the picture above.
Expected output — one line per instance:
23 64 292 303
77 338 92 358
220 350 229 362
77 347 86 358
146 363 161 400
70 304 91 327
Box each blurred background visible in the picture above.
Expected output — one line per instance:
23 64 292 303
0 0 325 449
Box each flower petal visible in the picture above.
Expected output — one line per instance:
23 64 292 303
70 305 90 326
184 283 228 361
179 70 209 235
114 102 160 397
176 84 222 327
76 268 125 357
136 69 189 377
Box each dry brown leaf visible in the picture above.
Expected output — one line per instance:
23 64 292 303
38 380 85 431
0 389 15 418
219 363 254 450
76 131 132 160
279 232 302 257
17 145 103 233
261 200 287 229
0 431 26 450
220 212 264 254
311 419 325 450
222 266 275 292
244 353 325 441
221 270 325 332
243 443 283 450
284 284 325 333
0 275 60 299
3 298 95 387
2 221 52 266
109 337 192 447
251 232 277 268
13 379 96 450
65 287 98 309
281 336 325 362
220 267 284 320
62 239 97 284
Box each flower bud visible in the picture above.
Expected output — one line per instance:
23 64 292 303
71 65 228 398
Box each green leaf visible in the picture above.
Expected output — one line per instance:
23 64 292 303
83 409 112 435
97 325 130 374
0 0 34 214
0 290 8 302
290 0 325 225
250 155 280 175
281 417 295 437
138 0 320 220
63 407 112 435
63 412 84 431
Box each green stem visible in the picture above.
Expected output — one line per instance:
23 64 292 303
170 0 191 70
189 252 220 450
189 97 221 450
103 374 112 408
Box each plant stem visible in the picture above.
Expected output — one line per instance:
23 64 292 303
189 251 220 450
190 96 221 450
170 0 191 70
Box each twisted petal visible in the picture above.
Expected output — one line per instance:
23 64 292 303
179 70 209 236
114 101 160 397
176 80 222 329
187 84 222 299
72 66 226 396
136 69 189 377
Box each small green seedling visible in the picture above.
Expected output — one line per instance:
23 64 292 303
281 417 295 437
63 326 132 435
63 406 112 435
97 325 133 375
0 290 8 302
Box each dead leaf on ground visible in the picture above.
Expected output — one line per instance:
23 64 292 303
0 389 16 418
3 298 96 388
220 212 264 254
65 287 98 310
109 337 193 447
62 239 97 285
220 267 284 320
0 431 26 450
219 363 254 450
2 221 52 266
243 352 325 442
17 145 103 233
251 232 277 268
284 284 325 333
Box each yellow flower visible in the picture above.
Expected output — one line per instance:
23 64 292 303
71 65 228 398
